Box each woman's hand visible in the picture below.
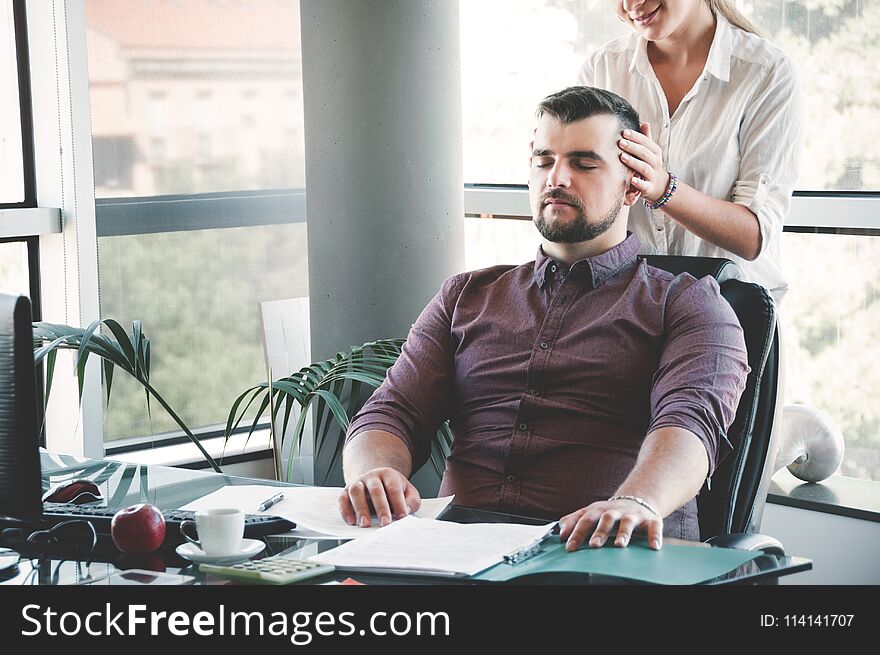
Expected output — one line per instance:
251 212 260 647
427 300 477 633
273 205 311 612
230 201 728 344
619 122 669 204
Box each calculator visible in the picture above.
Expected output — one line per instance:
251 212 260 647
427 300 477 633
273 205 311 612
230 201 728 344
199 556 335 585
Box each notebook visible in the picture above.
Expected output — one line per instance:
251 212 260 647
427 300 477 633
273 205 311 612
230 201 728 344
308 516 761 584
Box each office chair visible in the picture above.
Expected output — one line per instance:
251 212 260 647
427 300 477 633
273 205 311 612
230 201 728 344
641 256 784 554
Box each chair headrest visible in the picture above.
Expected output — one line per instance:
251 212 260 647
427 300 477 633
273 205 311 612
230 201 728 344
639 255 741 284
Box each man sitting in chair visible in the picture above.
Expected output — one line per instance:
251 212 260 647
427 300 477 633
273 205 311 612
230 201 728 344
338 86 750 551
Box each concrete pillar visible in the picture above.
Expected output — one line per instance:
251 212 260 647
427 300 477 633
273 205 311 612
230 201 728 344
301 0 464 360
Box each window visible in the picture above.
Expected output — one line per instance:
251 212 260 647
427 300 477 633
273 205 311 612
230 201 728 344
0 239 28 295
461 0 877 191
781 231 880 481
1 0 39 315
85 0 307 446
0 0 29 207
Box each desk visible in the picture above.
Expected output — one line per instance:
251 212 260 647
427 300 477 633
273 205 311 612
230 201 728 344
0 452 811 585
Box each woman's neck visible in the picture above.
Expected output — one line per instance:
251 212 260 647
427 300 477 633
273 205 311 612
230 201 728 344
648 2 717 67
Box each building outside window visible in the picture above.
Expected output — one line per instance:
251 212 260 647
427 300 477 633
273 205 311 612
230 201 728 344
84 0 307 448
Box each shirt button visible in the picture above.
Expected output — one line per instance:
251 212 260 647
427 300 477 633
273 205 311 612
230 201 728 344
656 224 664 232
528 389 539 396
539 342 549 350
518 422 529 431
506 474 517 483
550 264 557 273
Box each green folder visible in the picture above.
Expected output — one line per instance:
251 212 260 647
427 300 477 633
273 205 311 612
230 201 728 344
471 539 760 585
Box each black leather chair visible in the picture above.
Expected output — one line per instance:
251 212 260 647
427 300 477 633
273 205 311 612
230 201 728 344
641 256 784 553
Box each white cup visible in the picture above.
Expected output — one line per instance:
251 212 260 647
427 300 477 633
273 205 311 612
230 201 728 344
180 508 245 556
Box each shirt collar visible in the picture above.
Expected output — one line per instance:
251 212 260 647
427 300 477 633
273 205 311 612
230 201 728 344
629 13 732 84
533 233 642 289
704 12 733 83
629 34 652 78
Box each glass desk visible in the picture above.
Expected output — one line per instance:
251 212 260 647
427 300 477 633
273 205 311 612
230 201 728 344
0 452 811 586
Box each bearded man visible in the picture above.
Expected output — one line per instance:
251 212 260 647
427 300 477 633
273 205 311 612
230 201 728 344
338 86 750 551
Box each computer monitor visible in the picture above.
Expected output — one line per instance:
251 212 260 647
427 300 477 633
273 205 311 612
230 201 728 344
0 292 43 523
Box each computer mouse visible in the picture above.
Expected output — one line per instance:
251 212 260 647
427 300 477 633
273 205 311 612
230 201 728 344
42 479 103 505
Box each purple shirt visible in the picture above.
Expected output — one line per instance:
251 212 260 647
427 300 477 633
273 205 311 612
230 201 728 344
346 234 750 540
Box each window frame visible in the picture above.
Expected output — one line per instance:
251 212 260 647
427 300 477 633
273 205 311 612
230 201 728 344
0 0 35 211
1 1 46 445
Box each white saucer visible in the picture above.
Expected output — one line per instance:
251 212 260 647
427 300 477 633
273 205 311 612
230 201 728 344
175 538 266 565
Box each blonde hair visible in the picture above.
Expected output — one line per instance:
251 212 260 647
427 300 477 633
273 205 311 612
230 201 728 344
707 0 762 36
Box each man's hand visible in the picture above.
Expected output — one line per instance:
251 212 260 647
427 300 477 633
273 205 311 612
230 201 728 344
559 498 663 551
338 467 422 528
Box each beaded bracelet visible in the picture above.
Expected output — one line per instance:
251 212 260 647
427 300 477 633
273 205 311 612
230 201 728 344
607 494 661 518
644 172 677 210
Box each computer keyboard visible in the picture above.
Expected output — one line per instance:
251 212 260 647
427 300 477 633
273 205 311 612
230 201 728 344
41 502 297 546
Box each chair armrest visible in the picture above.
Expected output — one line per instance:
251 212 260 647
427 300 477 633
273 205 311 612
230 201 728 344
705 532 785 555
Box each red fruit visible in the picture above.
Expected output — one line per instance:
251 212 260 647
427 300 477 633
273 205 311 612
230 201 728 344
110 504 166 553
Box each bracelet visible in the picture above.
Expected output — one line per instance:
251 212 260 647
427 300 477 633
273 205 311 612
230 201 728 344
644 172 677 210
607 495 661 518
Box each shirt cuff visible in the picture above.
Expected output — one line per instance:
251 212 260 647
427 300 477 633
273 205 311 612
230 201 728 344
345 414 424 467
647 410 734 477
732 173 774 258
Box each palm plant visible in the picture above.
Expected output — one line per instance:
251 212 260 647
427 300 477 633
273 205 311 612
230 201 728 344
225 337 453 484
32 319 222 473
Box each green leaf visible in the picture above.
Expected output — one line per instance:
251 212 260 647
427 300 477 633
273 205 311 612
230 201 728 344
75 348 90 402
281 393 295 445
33 336 68 365
245 391 273 440
76 319 102 377
144 339 151 378
312 389 350 434
269 379 307 406
286 396 315 481
44 349 57 411
225 386 266 439
101 319 137 369
103 359 114 406
131 320 144 379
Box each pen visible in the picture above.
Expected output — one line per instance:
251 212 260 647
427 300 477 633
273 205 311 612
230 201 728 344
258 492 285 512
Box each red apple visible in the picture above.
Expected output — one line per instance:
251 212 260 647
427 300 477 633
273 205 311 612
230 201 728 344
110 503 166 553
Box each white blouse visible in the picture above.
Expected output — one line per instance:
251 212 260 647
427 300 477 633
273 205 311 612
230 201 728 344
579 13 803 301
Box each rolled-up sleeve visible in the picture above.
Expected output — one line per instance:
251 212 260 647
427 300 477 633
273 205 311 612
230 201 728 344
647 276 750 475
345 275 462 470
731 55 804 259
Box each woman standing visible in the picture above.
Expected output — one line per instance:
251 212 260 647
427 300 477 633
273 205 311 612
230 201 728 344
579 0 803 301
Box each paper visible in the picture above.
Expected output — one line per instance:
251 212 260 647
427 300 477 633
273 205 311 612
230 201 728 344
179 485 454 540
472 539 760 585
309 516 556 577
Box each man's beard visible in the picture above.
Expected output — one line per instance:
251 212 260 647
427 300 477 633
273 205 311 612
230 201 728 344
533 186 624 244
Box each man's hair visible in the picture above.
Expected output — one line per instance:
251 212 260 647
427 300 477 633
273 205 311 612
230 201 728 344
536 86 640 134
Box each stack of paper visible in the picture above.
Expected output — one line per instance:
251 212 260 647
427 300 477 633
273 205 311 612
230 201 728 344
309 516 556 577
180 485 454 539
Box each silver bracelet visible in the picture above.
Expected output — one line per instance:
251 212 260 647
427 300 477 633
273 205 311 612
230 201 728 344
607 495 661 518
